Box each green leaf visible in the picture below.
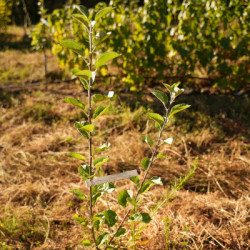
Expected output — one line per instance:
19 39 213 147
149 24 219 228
73 214 88 226
64 97 85 110
74 70 92 79
127 197 137 206
172 86 184 98
94 182 115 194
72 14 89 29
169 104 190 117
75 121 94 133
152 90 168 107
60 39 84 56
68 152 85 161
150 176 163 185
93 91 115 102
129 213 151 224
138 182 152 194
93 94 108 103
82 239 92 246
103 210 117 227
95 142 111 153
81 124 94 133
116 228 126 237
171 82 181 91
70 189 86 200
147 112 165 127
93 105 108 120
72 68 80 75
95 52 120 69
139 176 163 194
92 192 103 205
93 213 105 221
75 122 89 139
93 220 101 231
94 157 109 167
118 190 131 208
157 153 169 159
96 232 109 246
95 7 113 21
163 83 172 94
75 5 89 18
94 31 111 47
142 135 153 147
129 175 139 185
78 165 93 180
141 157 150 170
80 78 88 90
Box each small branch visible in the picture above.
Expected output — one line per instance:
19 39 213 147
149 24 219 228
109 103 172 245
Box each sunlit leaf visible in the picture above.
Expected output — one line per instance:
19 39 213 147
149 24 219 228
95 7 113 22
72 14 89 29
95 52 120 69
75 5 89 18
75 121 94 133
129 213 151 224
150 176 163 185
147 112 165 127
82 239 92 246
78 165 93 180
60 39 84 56
70 189 86 200
169 104 190 117
63 97 85 110
95 182 115 193
80 78 88 90
95 142 111 153
127 197 137 205
93 105 108 120
74 70 92 79
92 192 103 205
163 83 172 94
94 31 111 47
73 214 88 226
94 157 109 167
152 90 168 107
68 152 85 161
157 153 169 159
93 91 115 102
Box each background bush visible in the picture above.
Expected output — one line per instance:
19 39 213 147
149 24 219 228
29 0 249 91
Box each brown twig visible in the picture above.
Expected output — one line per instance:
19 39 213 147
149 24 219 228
88 24 99 250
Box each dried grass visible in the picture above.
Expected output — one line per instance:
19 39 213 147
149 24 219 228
0 83 249 249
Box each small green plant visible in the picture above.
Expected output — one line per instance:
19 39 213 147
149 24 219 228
60 5 193 249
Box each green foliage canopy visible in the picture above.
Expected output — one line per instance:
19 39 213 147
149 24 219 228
31 0 249 90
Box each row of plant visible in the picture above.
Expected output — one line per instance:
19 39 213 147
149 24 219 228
31 0 249 90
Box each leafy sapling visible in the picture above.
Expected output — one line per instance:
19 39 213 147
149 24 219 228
111 83 190 248
60 4 191 249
